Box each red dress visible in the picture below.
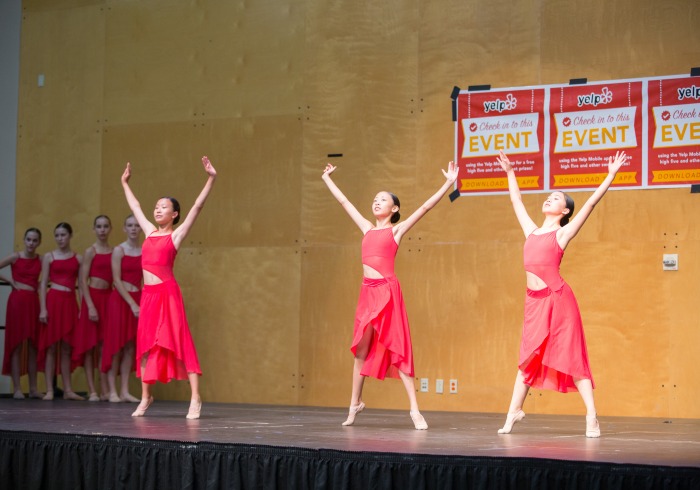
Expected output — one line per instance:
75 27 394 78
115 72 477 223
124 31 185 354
137 233 201 384
101 250 142 373
72 250 113 365
352 227 414 380
38 253 79 372
519 230 594 393
2 255 41 376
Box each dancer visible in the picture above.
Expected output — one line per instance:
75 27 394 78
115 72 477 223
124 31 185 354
322 161 458 430
39 222 84 401
495 149 628 438
0 228 43 399
121 156 216 419
102 215 142 403
74 215 113 401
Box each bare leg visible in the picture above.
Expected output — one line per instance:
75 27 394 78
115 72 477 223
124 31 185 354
27 342 41 397
97 342 109 399
83 348 98 400
342 326 373 426
186 372 202 419
399 370 427 430
61 343 84 400
10 345 23 398
119 342 138 402
574 377 600 437
108 352 120 401
498 370 529 434
132 355 153 416
43 345 56 400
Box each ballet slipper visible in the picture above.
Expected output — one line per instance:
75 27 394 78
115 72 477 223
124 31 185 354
29 391 44 399
88 392 100 402
121 392 140 403
100 393 111 402
131 396 153 417
410 410 428 430
341 401 366 426
13 391 25 400
186 397 202 420
42 391 54 401
586 414 601 438
497 409 525 434
63 391 86 401
108 393 122 403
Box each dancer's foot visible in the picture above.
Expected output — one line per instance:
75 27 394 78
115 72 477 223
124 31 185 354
13 391 25 400
121 392 140 403
42 391 54 401
497 409 525 434
186 396 202 420
131 396 153 417
88 392 100 402
63 391 85 401
28 391 45 399
410 410 428 430
108 393 122 403
341 401 366 426
586 414 601 438
100 393 111 402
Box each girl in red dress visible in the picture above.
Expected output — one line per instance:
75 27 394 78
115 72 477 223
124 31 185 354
121 156 216 419
74 215 113 401
102 214 142 403
0 228 43 399
39 222 84 401
322 161 458 430
496 150 628 438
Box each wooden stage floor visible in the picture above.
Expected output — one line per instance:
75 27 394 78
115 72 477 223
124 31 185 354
1 397 699 468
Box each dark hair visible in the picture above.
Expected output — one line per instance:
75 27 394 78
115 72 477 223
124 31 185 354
24 227 42 240
93 214 112 227
388 192 401 224
55 222 73 235
161 197 181 224
560 193 575 226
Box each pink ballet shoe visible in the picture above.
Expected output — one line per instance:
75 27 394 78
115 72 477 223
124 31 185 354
341 401 366 426
121 392 140 403
88 392 100 402
131 396 153 417
29 391 45 399
13 391 25 400
100 393 111 402
108 393 122 403
497 409 525 434
186 397 202 420
63 391 86 401
586 414 601 438
410 410 428 430
42 391 54 401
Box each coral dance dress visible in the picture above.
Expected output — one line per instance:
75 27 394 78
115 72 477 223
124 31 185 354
352 227 414 380
137 233 201 384
2 255 41 375
101 249 142 373
38 253 79 371
72 249 113 366
519 230 594 393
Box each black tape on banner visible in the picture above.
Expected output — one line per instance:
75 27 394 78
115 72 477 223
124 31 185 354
327 154 343 158
449 189 461 202
691 184 700 193
452 100 457 121
450 86 461 100
691 67 700 77
468 84 491 92
569 78 588 85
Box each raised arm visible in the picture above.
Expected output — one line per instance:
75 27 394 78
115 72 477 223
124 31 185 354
171 156 217 249
557 151 628 248
321 164 373 234
393 161 459 242
497 151 538 237
121 162 156 236
111 246 140 318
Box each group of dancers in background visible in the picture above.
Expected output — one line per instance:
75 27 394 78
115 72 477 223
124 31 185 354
2 150 628 434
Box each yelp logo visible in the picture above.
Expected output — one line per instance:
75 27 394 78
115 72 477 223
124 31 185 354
577 86 613 107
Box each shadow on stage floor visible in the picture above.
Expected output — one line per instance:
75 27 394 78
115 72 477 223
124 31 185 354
1 398 698 489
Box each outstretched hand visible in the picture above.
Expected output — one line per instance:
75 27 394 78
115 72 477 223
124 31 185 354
441 161 458 183
607 151 628 175
322 163 337 179
121 162 132 184
202 156 217 177
496 150 513 172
